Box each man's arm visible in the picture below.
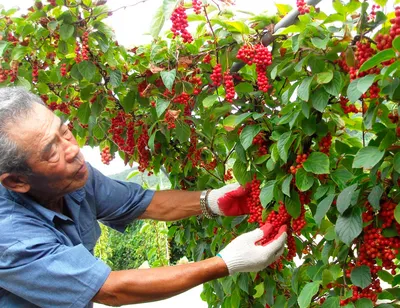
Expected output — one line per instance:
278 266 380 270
139 183 251 221
93 224 287 307
92 257 228 306
139 190 202 221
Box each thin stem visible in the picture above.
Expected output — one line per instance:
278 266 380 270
203 6 218 63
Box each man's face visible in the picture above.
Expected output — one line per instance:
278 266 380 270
8 103 89 197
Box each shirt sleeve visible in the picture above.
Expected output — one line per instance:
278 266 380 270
85 164 155 232
0 236 111 308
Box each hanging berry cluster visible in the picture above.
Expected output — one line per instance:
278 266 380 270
318 133 332 155
296 0 310 15
170 5 193 43
236 44 273 92
101 146 114 165
223 71 235 102
341 200 400 305
192 0 202 14
289 153 308 174
210 64 223 87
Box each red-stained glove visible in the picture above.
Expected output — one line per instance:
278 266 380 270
217 224 287 275
207 183 251 216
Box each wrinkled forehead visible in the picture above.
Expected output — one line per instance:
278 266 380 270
6 104 58 148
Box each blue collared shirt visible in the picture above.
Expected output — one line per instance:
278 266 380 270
0 163 154 308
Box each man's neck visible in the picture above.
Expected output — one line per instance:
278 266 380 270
27 191 64 213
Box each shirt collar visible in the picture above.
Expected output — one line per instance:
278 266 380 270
8 187 86 224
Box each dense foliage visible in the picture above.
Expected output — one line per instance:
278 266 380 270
1 0 400 307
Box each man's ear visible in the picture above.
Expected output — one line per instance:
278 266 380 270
0 173 30 193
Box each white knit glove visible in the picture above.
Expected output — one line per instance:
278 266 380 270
207 183 251 216
217 224 287 275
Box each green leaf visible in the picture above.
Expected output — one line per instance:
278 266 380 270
355 298 373 308
295 168 314 192
77 103 91 125
335 208 363 246
286 190 301 218
359 49 396 73
378 270 394 285
277 132 293 163
321 297 340 308
223 113 252 130
59 24 75 40
160 69 176 91
314 194 335 226
0 41 9 57
298 77 313 101
233 160 250 185
149 6 165 39
109 70 122 87
352 146 385 169
316 71 333 84
311 87 330 112
175 121 190 144
350 265 371 289
324 71 343 96
235 82 253 93
78 61 96 81
240 125 261 150
303 152 330 174
347 75 376 102
394 203 400 224
368 185 383 211
282 175 292 197
393 36 400 52
337 184 358 214
155 98 170 118
297 281 321 308
121 91 136 113
394 152 400 173
260 181 276 207
225 21 250 34
238 273 249 294
254 282 264 298
203 94 219 108
331 167 353 190
11 46 29 61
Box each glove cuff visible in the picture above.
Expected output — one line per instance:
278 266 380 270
217 252 245 275
207 189 224 216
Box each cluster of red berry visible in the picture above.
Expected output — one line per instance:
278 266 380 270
237 44 273 92
47 101 70 114
187 128 202 167
172 92 191 105
341 200 400 305
318 133 332 155
75 41 82 63
60 63 68 77
388 111 399 124
368 4 380 21
7 32 18 46
296 0 310 15
137 127 150 172
224 169 233 181
376 7 400 52
339 96 358 114
47 0 56 6
246 177 263 225
165 109 180 129
203 54 211 64
108 112 135 155
223 71 235 102
192 0 202 14
31 62 39 82
101 146 113 165
252 132 268 156
201 158 217 171
210 64 223 87
190 75 202 95
81 31 90 61
289 153 308 174
170 6 193 43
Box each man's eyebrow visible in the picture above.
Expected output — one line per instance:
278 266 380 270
41 118 64 156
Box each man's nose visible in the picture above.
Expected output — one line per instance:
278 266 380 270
64 140 80 163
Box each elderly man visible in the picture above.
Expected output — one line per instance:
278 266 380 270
0 87 287 308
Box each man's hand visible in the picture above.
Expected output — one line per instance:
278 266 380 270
207 183 251 216
217 223 287 275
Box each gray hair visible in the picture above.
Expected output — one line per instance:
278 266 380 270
0 87 46 176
